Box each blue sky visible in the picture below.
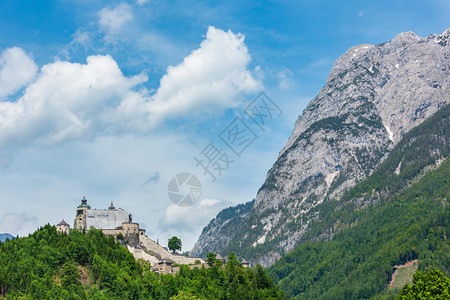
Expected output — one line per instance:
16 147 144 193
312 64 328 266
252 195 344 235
0 0 448 250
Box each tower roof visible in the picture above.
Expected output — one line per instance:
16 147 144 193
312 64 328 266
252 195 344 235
108 201 115 210
57 219 70 227
77 196 91 209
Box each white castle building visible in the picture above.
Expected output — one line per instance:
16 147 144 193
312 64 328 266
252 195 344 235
57 196 204 271
73 196 145 246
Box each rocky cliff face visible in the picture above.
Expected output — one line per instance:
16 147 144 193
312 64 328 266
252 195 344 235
190 200 254 258
191 28 450 266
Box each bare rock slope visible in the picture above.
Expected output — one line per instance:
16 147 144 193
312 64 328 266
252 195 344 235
191 28 450 266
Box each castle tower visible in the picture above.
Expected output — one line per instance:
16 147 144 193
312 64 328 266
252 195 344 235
241 259 250 268
154 260 173 274
56 219 70 235
74 196 91 231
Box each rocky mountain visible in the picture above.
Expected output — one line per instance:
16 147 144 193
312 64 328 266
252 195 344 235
191 28 450 266
0 233 14 243
269 103 449 299
191 200 254 258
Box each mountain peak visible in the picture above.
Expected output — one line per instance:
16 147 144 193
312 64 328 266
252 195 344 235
391 30 421 43
441 27 450 36
434 27 450 46
192 28 450 267
0 233 14 243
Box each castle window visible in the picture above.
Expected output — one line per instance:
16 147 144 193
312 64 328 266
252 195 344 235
77 210 83 215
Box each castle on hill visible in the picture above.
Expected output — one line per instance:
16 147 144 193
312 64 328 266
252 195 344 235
56 196 205 272
72 196 145 246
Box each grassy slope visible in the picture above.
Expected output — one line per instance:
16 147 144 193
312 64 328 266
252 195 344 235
388 260 418 291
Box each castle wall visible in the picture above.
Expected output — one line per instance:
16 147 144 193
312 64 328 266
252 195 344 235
101 223 140 247
85 209 130 230
122 222 139 233
101 229 124 235
56 225 70 235
139 235 205 265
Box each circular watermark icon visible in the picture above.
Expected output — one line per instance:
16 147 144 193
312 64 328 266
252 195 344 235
167 173 202 207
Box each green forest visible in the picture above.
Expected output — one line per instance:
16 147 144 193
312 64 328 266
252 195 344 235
0 226 285 299
269 104 450 299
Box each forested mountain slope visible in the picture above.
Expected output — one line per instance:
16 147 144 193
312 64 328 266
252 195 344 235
268 103 450 299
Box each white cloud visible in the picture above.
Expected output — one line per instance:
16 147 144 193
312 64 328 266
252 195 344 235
72 28 91 48
80 25 261 131
159 198 233 232
126 26 261 126
0 213 40 237
0 47 38 98
99 3 133 35
254 65 264 81
0 26 261 148
277 68 293 90
0 54 147 147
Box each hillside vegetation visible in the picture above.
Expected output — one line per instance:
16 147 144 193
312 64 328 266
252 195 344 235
269 104 450 299
0 226 285 299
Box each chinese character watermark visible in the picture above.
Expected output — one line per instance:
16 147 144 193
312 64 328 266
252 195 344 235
167 92 282 206
195 92 282 182
219 117 258 156
244 92 283 131
194 142 235 182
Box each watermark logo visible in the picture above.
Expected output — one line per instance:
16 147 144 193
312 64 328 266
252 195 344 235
168 92 282 206
167 173 202 207
194 92 283 182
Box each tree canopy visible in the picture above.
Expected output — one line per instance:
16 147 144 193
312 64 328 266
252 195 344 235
398 269 450 299
0 226 286 299
168 236 182 254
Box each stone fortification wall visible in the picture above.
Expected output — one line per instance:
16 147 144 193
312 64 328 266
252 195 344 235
102 223 140 247
139 235 204 265
101 229 124 235
127 245 159 265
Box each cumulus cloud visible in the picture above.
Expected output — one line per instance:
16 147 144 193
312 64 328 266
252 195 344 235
120 26 261 126
0 26 261 148
99 3 133 35
159 198 233 232
0 47 38 98
0 213 40 237
0 54 147 147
